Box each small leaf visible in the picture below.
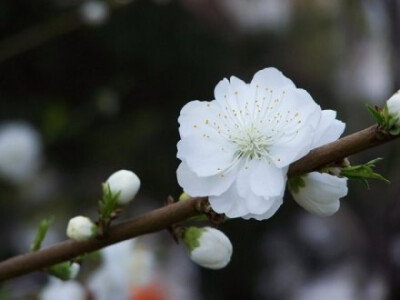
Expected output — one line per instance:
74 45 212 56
98 183 121 223
366 104 384 124
341 158 390 186
48 262 76 281
30 217 54 252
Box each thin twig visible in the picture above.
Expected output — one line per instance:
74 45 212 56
0 0 131 64
0 125 398 281
0 197 208 281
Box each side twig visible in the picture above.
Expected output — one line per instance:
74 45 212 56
0 124 398 281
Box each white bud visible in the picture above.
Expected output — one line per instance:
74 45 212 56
69 262 80 280
387 90 400 126
183 227 232 270
106 170 141 204
66 216 97 241
49 261 81 280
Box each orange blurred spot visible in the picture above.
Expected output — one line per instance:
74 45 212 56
130 283 167 300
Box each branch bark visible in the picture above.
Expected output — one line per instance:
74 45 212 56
0 124 398 282
288 125 397 176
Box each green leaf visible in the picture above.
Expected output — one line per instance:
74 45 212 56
366 104 384 124
341 158 390 186
98 183 121 223
30 217 54 252
48 262 76 281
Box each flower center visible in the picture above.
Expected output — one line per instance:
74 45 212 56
231 125 271 160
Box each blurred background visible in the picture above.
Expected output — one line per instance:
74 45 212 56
0 0 400 299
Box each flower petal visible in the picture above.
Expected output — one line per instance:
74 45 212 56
210 182 256 218
208 185 238 215
250 161 287 198
243 192 275 214
250 67 296 91
263 88 322 167
177 162 237 196
177 136 235 177
214 76 255 122
291 172 348 217
178 100 225 139
214 78 231 103
242 196 283 220
224 192 249 218
267 123 315 167
312 110 345 148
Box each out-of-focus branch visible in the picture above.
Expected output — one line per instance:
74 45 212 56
0 12 82 63
0 0 130 63
0 124 398 282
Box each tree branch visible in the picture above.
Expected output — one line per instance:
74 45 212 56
0 124 398 282
288 125 397 177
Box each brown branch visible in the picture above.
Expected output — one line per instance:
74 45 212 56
0 197 209 281
288 125 398 177
0 125 398 281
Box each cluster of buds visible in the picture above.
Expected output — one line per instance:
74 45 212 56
66 169 141 242
57 169 141 280
64 169 234 275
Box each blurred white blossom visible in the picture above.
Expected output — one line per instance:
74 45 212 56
293 268 358 300
40 279 86 300
292 263 388 300
88 239 164 300
220 0 292 32
336 0 392 103
0 122 42 184
80 0 109 26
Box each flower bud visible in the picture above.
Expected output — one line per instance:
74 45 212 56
289 172 348 217
178 192 191 202
49 262 80 281
182 227 232 269
69 262 80 279
387 90 400 126
106 170 141 205
66 216 97 241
